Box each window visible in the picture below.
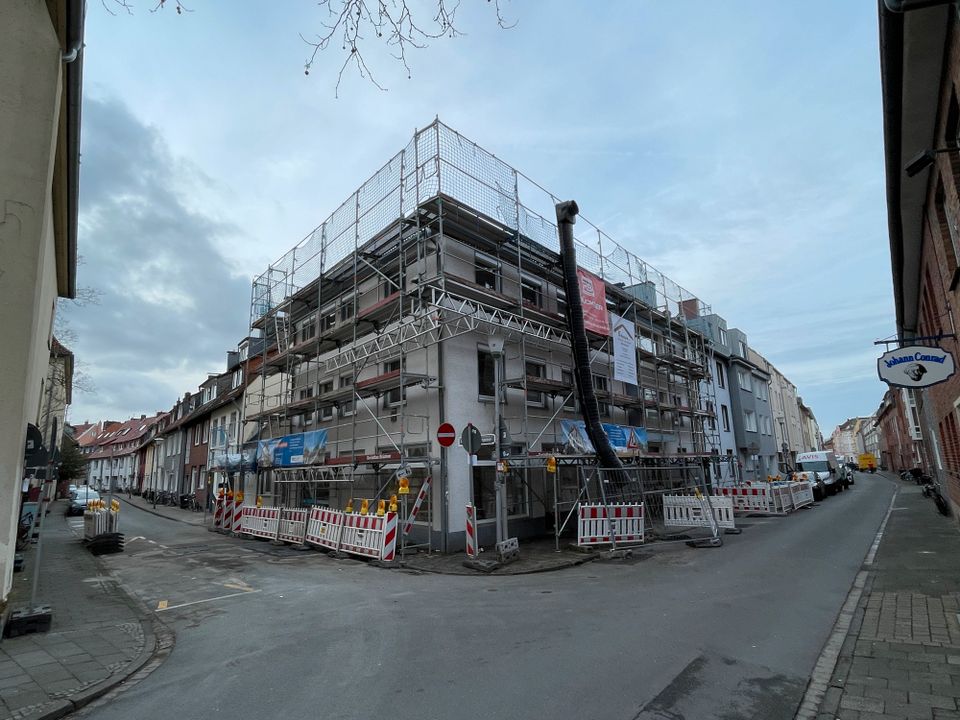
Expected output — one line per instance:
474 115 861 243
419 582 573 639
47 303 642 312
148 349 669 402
472 466 528 520
716 361 725 389
561 368 576 411
319 380 334 396
478 350 496 398
738 369 751 391
339 398 354 417
521 276 543 307
721 404 730 432
745 410 757 433
298 386 315 401
340 297 355 323
756 380 768 401
297 314 317 344
320 309 336 332
556 289 567 319
526 361 546 406
718 327 727 346
203 420 209 445
232 369 242 389
739 341 748 357
475 255 500 291
320 403 334 421
593 374 609 416
934 181 960 278
383 359 404 408
228 411 237 443
382 271 400 299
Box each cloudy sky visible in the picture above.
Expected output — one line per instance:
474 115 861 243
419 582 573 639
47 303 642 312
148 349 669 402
64 1 892 437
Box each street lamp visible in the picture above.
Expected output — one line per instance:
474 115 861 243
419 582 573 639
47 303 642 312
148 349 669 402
904 147 958 178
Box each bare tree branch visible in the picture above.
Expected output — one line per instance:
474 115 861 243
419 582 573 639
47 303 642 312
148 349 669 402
302 0 515 95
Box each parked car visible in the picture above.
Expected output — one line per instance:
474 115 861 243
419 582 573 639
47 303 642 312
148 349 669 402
795 450 842 499
66 487 99 516
67 484 78 499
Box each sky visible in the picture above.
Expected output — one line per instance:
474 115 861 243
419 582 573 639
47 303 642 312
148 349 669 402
63 0 894 437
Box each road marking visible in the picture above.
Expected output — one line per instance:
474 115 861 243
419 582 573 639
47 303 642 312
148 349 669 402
156 589 261 612
794 487 898 719
157 600 168 610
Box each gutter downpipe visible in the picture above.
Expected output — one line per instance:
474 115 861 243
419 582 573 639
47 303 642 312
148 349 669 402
62 0 85 300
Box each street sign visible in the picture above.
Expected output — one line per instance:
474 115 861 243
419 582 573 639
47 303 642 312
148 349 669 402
437 422 457 448
460 423 483 454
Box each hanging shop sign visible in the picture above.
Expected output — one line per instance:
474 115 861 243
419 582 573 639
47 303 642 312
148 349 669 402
877 345 956 389
577 268 610 336
611 313 637 385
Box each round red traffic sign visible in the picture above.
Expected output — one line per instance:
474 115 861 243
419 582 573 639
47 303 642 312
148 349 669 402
437 422 457 447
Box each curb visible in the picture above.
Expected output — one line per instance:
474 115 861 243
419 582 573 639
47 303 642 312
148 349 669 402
402 553 599 576
119 497 206 527
17 519 177 720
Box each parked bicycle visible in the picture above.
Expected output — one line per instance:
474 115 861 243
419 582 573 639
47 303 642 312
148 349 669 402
921 478 951 517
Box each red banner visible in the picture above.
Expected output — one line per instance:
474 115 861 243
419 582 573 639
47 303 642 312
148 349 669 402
577 268 609 336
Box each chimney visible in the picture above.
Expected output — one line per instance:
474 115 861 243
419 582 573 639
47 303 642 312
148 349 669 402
140 414 146 420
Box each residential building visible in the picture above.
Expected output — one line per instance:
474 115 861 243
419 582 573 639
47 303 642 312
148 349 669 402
725 330 778 481
0 0 84 608
751 352 805 468
876 388 923 472
879 1 960 515
798 399 823 453
84 415 162 491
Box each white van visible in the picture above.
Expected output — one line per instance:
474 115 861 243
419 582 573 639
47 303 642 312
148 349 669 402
795 450 844 499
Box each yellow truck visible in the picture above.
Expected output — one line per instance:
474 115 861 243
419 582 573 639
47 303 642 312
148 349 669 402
858 453 877 473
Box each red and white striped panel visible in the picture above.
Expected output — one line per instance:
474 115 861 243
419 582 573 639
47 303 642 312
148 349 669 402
278 508 309 544
222 497 234 532
340 513 386 559
213 497 223 530
402 476 432 536
232 498 244 533
465 503 478 558
381 512 398 562
305 508 344 551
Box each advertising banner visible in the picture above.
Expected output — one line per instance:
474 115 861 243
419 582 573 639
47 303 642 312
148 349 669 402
877 345 956 389
611 313 637 384
560 420 648 454
577 268 610 336
256 430 328 468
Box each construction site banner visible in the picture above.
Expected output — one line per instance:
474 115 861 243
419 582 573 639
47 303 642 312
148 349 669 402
577 268 610 336
560 420 647 454
611 313 637 384
257 430 328 468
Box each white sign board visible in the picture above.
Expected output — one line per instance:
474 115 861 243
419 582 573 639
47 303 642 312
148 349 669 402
611 313 637 385
877 345 956 389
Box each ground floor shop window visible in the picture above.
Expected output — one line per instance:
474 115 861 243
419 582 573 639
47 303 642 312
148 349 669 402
472 465 529 520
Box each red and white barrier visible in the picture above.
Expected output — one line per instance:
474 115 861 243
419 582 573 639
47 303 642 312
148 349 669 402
789 480 814 509
242 507 280 539
232 497 244 534
278 508 309 545
715 485 776 514
402 476 432 536
305 508 344 552
577 503 644 546
221 495 234 533
213 496 223 530
465 503 478 558
340 513 387 559
664 495 735 530
381 512 398 562
770 483 795 513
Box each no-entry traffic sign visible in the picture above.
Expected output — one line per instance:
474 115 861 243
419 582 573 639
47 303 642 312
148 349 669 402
437 422 457 448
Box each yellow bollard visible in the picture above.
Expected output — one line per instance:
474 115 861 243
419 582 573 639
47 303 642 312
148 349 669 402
256 495 263 508
388 494 398 513
376 499 385 517
345 498 354 513
359 498 369 516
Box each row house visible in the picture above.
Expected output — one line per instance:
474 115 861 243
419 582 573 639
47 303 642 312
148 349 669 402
82 414 162 490
875 388 924 473
879 2 960 515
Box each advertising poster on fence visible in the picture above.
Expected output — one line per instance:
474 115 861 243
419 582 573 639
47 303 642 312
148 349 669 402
257 430 328 468
611 313 637 384
577 268 610 336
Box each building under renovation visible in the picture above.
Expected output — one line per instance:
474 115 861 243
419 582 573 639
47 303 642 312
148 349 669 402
245 120 719 552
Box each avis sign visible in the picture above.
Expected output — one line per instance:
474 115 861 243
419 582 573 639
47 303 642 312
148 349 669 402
877 345 956 389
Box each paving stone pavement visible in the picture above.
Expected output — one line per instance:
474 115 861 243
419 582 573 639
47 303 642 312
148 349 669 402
804 478 960 720
0 501 157 720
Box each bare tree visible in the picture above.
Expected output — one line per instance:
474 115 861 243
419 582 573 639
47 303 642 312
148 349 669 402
99 1 515 95
302 0 516 95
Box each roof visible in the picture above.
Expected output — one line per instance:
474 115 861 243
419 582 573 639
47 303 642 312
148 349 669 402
84 414 163 459
879 2 952 336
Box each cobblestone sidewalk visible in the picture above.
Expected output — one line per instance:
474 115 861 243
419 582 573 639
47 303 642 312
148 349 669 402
802 477 960 720
0 501 162 720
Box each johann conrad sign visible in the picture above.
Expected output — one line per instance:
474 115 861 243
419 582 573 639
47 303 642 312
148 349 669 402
877 345 956 389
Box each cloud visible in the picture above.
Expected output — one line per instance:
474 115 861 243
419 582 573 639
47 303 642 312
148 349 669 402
62 95 251 422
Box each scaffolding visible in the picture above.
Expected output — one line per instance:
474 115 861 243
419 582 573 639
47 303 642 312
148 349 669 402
245 119 719 551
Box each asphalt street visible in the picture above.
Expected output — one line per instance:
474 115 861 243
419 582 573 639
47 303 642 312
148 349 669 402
75 475 897 720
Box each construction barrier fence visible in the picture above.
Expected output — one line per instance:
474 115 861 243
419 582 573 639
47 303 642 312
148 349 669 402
577 503 645 546
242 507 280 539
663 494 735 530
278 508 309 545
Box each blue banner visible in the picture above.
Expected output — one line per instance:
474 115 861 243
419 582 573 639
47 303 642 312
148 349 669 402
256 430 328 468
560 420 647 454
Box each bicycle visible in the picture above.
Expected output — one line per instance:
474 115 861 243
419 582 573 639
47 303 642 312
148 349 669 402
921 478 951 517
